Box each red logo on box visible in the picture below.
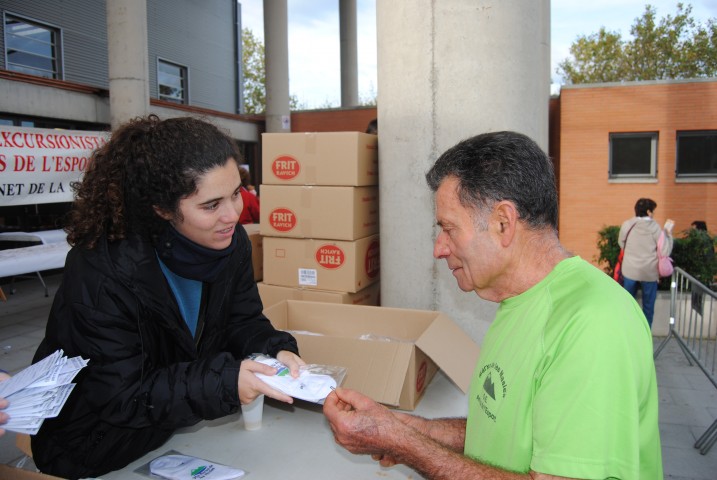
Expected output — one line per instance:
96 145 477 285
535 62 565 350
365 240 380 278
416 361 428 393
316 244 345 269
272 155 300 180
269 208 296 232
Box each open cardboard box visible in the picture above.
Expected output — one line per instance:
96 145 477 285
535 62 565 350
264 300 480 410
0 434 65 479
258 281 380 308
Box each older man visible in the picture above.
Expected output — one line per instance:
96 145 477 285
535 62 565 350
323 131 662 479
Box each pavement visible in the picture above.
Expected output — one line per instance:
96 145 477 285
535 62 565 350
1 272 716 479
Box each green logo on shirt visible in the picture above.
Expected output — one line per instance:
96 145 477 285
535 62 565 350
476 362 507 422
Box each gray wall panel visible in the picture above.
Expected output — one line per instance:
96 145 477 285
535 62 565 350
0 0 108 87
1 0 238 113
148 0 237 113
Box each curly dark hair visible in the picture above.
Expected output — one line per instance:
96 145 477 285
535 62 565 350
66 115 241 248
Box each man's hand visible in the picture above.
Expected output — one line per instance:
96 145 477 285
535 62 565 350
323 387 405 458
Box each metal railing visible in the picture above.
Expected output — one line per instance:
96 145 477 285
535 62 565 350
654 267 717 454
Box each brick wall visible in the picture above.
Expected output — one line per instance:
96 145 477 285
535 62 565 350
290 107 377 133
559 80 717 268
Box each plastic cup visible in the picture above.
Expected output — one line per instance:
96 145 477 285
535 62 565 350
241 395 264 431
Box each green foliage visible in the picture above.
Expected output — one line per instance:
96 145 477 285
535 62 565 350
596 224 717 289
671 228 717 286
242 28 265 114
595 225 622 277
558 3 717 84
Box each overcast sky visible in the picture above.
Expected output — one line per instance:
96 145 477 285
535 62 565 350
238 1 717 108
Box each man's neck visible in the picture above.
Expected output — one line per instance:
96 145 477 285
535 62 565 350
490 229 571 302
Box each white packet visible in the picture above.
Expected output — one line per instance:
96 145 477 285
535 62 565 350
149 454 245 480
248 354 347 404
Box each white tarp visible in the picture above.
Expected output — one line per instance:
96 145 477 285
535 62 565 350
0 125 110 206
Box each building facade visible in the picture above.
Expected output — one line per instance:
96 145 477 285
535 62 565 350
0 0 263 229
559 79 717 266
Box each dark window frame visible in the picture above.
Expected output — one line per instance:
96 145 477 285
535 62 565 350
609 132 658 179
3 13 63 79
676 130 717 178
157 58 189 104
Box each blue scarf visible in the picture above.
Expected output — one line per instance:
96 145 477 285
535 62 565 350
155 225 238 282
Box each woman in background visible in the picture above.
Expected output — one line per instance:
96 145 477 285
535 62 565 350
618 197 673 328
31 115 302 479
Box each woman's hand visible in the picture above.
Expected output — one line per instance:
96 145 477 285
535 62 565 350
276 350 305 378
238 358 293 405
664 219 675 235
237 352 305 405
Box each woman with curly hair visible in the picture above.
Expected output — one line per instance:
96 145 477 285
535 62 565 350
31 115 303 479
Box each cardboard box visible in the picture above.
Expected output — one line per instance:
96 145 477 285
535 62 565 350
258 281 380 308
241 223 263 281
0 465 65 479
263 235 379 293
264 300 480 410
0 434 66 479
259 185 379 240
262 132 378 186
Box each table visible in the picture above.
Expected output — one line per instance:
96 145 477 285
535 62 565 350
0 229 67 245
103 370 469 479
0 241 70 297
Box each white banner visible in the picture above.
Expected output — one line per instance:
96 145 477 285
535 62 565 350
0 126 110 206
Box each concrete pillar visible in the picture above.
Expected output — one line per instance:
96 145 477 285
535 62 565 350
377 0 551 343
106 0 150 130
339 0 359 107
264 0 291 132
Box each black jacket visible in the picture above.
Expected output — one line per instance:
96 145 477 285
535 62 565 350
31 227 298 479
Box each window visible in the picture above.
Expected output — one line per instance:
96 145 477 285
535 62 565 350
158 59 188 104
676 131 717 178
609 132 658 179
4 14 62 79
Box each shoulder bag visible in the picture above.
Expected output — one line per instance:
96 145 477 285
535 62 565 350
657 231 674 277
613 223 636 285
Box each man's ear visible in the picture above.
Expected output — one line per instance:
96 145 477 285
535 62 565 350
153 205 173 221
493 201 519 247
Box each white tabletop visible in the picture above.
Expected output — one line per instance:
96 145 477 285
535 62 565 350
0 229 67 245
102 370 469 479
0 242 70 277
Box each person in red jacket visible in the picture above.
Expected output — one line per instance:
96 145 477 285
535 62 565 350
238 166 260 224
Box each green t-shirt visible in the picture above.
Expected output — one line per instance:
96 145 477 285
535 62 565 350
464 256 662 479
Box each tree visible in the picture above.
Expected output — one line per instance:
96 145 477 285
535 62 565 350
242 28 266 114
558 3 717 84
242 28 302 114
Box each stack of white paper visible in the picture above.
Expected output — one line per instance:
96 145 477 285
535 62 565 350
0 349 88 435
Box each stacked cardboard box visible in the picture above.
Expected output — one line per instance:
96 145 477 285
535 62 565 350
259 132 380 307
241 223 263 282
